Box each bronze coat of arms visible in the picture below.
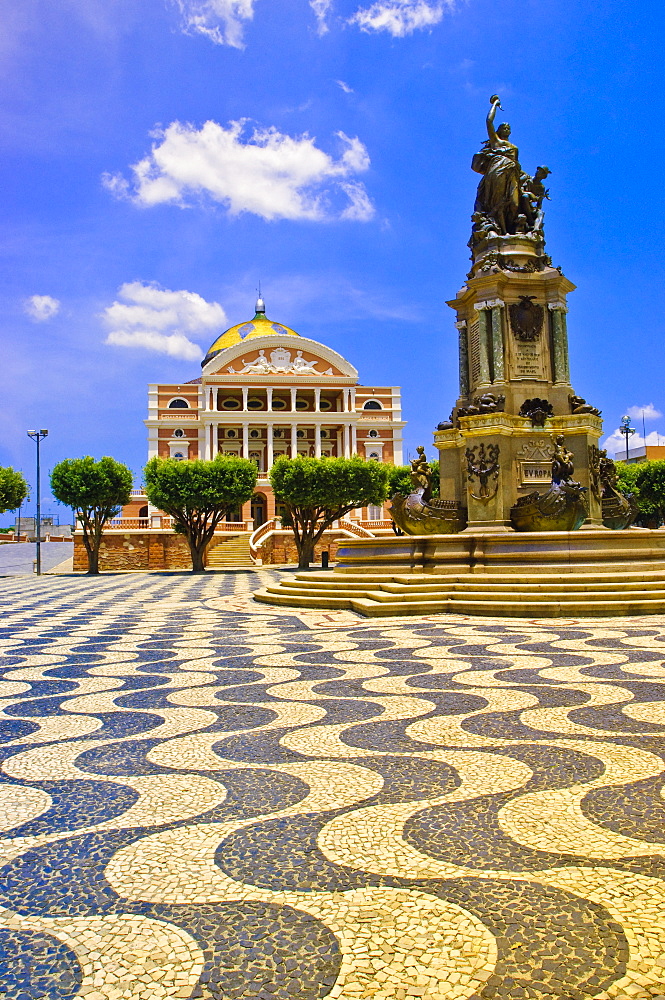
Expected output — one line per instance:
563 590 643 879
509 296 544 341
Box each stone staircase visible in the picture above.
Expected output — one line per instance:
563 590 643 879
254 567 665 617
206 533 254 568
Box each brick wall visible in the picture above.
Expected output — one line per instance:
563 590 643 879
73 532 192 572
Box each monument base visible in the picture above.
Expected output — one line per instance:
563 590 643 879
254 529 665 617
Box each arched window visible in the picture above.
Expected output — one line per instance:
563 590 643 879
173 452 185 460
138 505 148 518
173 428 185 438
168 398 189 408
369 452 380 461
250 429 260 439
363 400 382 410
368 429 379 438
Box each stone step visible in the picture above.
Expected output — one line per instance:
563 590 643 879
261 581 665 603
253 586 665 617
276 577 665 595
206 534 254 568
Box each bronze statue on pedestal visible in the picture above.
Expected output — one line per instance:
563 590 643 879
471 95 551 242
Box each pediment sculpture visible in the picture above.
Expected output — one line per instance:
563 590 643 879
234 349 325 375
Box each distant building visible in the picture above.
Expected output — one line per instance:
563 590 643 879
134 297 406 526
9 517 72 541
616 445 665 465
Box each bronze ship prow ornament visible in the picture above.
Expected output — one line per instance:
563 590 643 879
510 435 588 532
389 446 467 535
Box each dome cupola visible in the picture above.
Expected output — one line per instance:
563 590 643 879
202 295 300 367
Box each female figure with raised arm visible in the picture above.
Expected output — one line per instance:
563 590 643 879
472 95 522 234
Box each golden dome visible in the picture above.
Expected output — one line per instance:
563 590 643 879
202 297 300 366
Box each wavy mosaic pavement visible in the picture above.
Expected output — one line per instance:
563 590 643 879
3 571 665 998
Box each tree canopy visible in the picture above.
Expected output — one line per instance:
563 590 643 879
270 455 390 568
144 456 257 572
51 456 133 574
0 467 29 515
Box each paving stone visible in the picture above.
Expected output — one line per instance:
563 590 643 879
2 571 665 998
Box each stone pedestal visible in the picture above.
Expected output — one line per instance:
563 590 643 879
436 234 603 531
435 412 604 531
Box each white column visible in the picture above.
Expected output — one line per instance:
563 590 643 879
291 424 298 458
242 387 249 411
242 422 249 458
266 388 273 412
267 424 274 469
314 388 321 412
393 431 404 467
290 387 298 412
350 388 356 413
210 423 216 458
315 424 321 458
197 425 206 460
343 424 350 458
351 424 357 455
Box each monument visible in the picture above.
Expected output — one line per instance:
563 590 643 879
434 94 603 532
256 98 665 616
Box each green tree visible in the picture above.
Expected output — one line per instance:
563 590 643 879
144 456 257 573
51 457 132 574
618 460 665 527
0 467 29 515
270 455 390 570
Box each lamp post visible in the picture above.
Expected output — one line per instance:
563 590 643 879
619 415 635 463
27 429 48 575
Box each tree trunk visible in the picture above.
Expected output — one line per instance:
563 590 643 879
83 528 100 575
87 545 100 575
189 537 206 573
297 536 316 570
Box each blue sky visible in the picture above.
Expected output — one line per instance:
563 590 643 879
1 0 664 523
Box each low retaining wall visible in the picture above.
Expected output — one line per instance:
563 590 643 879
258 530 344 566
73 532 192 572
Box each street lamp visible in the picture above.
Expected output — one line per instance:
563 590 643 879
619 415 635 463
27 429 48 575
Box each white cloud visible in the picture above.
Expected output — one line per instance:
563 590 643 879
171 0 255 48
102 281 227 361
336 79 354 94
310 0 333 34
627 403 662 421
103 120 374 222
24 294 61 322
350 0 450 36
339 181 374 221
